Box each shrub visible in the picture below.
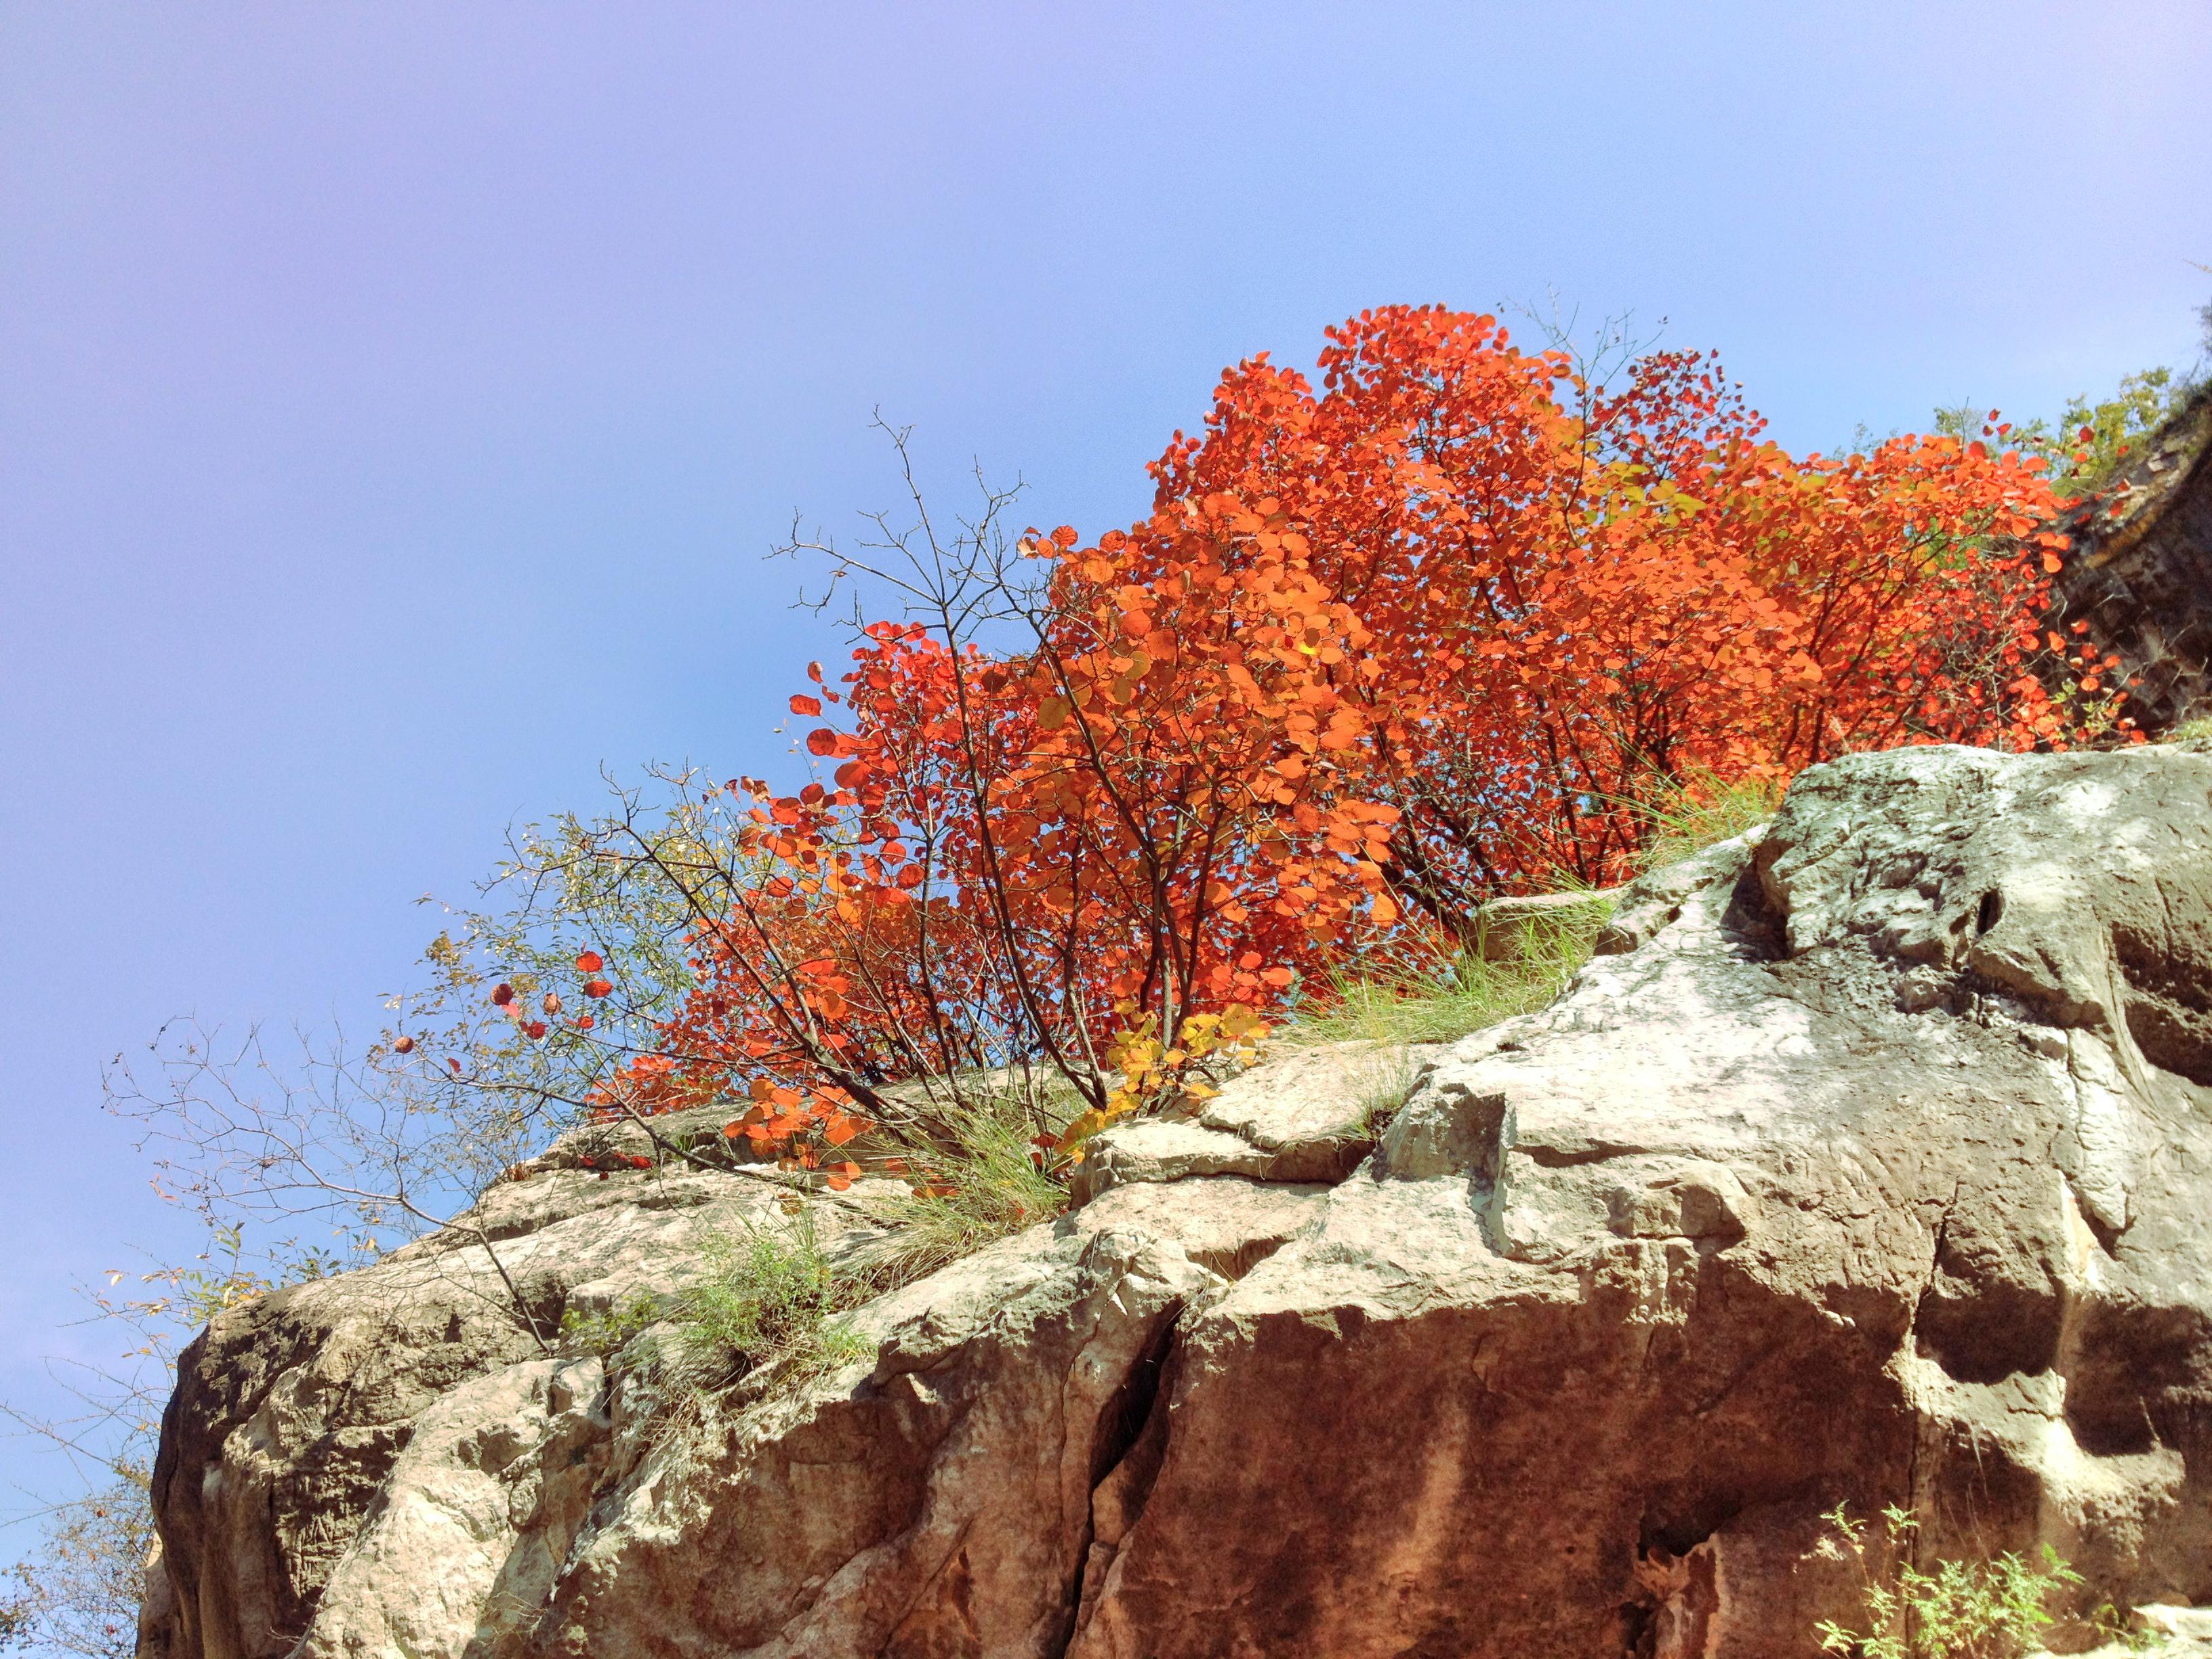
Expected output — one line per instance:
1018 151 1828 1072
1938 366 2200 498
1815 1504 2083 1659
0 1473 151 1659
559 1290 661 1359
105 310 2125 1376
594 308 2103 1178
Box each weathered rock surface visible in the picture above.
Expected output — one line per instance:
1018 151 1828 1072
2049 382 2212 733
144 740 2212 1658
1067 1040 1418 1204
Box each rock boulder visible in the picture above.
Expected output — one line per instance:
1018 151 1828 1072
144 739 2212 1658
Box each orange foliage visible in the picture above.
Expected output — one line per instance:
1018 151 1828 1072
617 306 2107 1161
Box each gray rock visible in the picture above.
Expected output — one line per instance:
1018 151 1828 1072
1068 1039 1427 1203
144 741 2212 1658
1467 888 1616 961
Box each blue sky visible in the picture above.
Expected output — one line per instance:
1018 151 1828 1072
3 0 2209 1555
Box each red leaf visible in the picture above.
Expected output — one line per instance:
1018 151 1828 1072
583 977 614 999
525 1021 548 1039
806 728 842 756
790 693 823 717
575 950 605 972
392 1035 415 1054
490 983 514 1006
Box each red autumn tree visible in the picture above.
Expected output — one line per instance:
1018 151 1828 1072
1134 308 2096 930
588 306 2104 1166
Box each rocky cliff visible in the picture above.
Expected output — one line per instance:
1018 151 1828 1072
2049 383 2212 733
143 739 2212 1658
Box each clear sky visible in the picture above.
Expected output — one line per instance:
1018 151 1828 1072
3 0 2209 1558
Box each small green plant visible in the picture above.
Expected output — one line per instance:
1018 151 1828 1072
1290 900 1609 1048
2084 1601 2158 1653
2164 716 2212 745
1815 1504 2083 1659
678 1212 874 1387
1635 770 1784 872
558 1289 661 1357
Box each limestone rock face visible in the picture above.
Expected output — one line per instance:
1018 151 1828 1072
144 741 2212 1659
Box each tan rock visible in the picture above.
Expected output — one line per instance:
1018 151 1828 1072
144 741 2212 1659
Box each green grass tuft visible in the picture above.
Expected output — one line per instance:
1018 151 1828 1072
1350 1050 1421 1136
858 1095 1069 1290
1635 770 1785 872
1290 900 1610 1048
